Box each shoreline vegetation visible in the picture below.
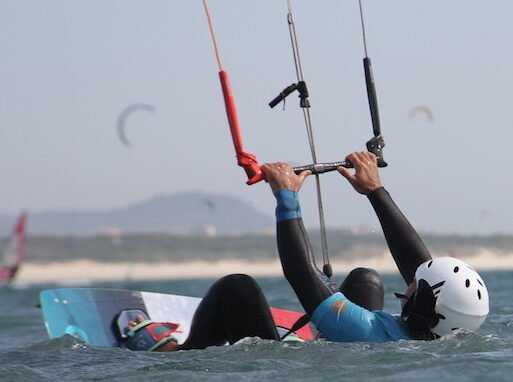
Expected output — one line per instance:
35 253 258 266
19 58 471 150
15 230 513 283
16 250 513 284
24 230 513 262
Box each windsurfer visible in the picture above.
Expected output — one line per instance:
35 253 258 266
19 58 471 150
0 212 27 285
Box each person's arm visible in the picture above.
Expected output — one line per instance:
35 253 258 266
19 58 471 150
338 152 431 285
262 163 332 316
275 190 332 315
367 187 431 285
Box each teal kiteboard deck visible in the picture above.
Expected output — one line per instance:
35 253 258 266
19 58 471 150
40 288 316 348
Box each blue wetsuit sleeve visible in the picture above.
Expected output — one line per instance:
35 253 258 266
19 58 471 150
311 293 412 342
275 189 301 222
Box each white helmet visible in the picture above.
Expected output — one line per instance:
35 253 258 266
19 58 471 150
415 257 489 336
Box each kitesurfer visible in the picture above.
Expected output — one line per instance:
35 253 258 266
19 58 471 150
125 151 489 350
263 151 489 342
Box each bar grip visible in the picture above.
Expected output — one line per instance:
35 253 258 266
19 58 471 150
293 161 349 175
292 158 387 175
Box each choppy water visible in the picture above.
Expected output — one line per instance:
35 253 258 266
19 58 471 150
1 271 513 381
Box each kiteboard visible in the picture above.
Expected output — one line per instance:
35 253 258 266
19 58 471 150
40 288 316 348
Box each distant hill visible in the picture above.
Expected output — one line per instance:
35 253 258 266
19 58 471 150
0 191 274 237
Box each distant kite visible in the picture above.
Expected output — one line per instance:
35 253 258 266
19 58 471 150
116 103 155 147
478 209 492 220
408 105 434 123
204 199 216 212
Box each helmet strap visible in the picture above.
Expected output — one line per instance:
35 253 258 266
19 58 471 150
400 279 441 340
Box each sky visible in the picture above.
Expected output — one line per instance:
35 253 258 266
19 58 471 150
1 0 512 235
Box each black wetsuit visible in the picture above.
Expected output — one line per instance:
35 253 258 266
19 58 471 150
277 187 432 317
177 187 432 349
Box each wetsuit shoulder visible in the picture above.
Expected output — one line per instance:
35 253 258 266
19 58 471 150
311 292 412 342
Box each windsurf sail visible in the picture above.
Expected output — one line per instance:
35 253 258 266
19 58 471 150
0 212 28 285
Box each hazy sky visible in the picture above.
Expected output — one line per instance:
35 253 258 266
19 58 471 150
1 0 512 235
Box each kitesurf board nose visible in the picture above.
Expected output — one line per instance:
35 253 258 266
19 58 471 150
39 288 316 348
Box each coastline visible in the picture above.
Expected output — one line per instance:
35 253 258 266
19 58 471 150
15 249 513 284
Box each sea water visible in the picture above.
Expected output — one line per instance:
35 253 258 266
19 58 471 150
1 270 512 382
